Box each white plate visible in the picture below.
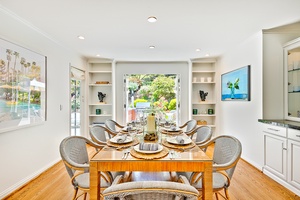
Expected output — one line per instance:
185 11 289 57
134 144 163 154
110 136 133 144
164 127 181 132
167 136 192 145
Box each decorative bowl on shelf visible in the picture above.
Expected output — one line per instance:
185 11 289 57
95 81 109 84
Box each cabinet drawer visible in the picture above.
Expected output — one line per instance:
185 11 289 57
263 124 287 137
288 128 300 142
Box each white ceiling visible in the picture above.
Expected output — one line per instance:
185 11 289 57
1 0 300 61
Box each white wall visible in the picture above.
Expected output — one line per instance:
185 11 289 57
218 32 264 169
114 62 190 125
0 7 86 198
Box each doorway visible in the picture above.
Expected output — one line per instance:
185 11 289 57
70 66 85 136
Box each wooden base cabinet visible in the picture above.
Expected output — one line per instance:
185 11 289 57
262 123 300 196
287 128 300 190
263 124 287 180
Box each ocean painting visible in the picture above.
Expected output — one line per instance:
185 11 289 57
221 65 250 101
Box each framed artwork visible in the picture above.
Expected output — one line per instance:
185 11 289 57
0 38 47 133
221 65 251 101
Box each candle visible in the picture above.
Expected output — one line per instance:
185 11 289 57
147 113 156 133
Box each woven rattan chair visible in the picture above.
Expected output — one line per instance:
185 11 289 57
59 136 113 200
179 119 197 137
103 175 199 200
89 124 117 145
105 119 125 135
194 126 213 146
190 135 242 200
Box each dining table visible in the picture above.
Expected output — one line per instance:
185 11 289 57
89 132 213 200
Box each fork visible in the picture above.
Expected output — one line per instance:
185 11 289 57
122 149 130 160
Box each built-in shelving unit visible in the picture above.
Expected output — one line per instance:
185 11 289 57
88 60 114 126
191 59 217 131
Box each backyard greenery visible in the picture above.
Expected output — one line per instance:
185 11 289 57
128 74 176 111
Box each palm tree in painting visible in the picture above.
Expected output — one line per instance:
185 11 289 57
6 49 12 83
20 57 26 74
12 51 19 82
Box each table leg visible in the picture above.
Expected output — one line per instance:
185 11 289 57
90 162 100 200
202 162 213 200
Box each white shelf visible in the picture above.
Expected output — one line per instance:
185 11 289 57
89 84 112 87
89 103 112 106
192 102 216 105
193 114 216 117
89 114 112 117
192 71 215 73
89 71 112 73
192 82 215 84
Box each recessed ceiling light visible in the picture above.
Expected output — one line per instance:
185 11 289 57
149 45 155 49
96 54 100 57
196 49 201 52
205 53 210 57
148 16 157 23
78 35 85 40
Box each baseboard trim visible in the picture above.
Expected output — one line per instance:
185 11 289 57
0 158 61 199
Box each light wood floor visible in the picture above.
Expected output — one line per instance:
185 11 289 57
4 146 300 200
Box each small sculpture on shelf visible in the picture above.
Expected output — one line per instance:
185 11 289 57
199 90 208 101
98 92 106 103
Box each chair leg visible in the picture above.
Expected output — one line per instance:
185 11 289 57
83 192 87 200
72 188 78 200
224 188 230 200
215 192 219 200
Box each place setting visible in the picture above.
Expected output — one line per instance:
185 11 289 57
160 125 183 135
106 133 139 149
162 134 195 151
129 142 169 160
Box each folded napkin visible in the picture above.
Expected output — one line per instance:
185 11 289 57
114 134 127 143
170 126 177 131
139 143 158 151
122 126 132 132
176 136 185 144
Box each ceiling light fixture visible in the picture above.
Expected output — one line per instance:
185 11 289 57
78 35 85 40
205 53 210 57
148 16 157 23
196 49 201 52
149 45 155 49
96 54 100 57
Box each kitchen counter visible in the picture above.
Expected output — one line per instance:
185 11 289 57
258 119 300 130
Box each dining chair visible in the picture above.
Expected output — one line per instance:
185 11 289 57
103 175 199 200
89 124 117 146
105 119 125 135
179 119 197 136
59 136 113 200
189 135 242 200
194 125 213 146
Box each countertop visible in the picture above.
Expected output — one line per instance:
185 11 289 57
258 119 300 130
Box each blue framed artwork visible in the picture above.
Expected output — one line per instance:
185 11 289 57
221 65 251 101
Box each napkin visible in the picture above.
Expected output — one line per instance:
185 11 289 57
123 126 132 132
170 126 177 131
176 136 185 144
139 143 158 151
115 134 127 143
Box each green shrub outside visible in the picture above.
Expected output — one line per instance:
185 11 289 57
168 99 176 110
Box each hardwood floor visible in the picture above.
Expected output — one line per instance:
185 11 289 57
4 146 300 200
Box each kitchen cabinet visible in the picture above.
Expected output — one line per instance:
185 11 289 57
287 128 300 190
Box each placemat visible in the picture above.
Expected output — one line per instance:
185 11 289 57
130 146 169 160
162 139 195 151
160 129 183 135
106 138 139 149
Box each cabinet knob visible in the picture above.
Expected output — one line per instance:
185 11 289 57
283 148 287 150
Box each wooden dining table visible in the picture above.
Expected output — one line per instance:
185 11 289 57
89 141 213 200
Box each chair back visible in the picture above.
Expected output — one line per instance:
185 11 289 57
195 126 212 144
105 119 117 131
90 125 109 143
186 119 197 132
103 180 199 200
59 136 90 186
213 135 242 178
